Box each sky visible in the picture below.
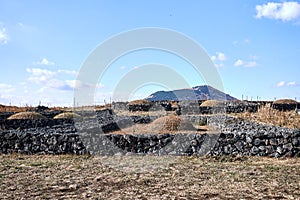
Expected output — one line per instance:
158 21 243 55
0 0 300 106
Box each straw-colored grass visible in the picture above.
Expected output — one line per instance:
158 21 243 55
53 112 82 119
7 112 46 120
113 115 198 134
232 104 300 129
200 100 224 107
149 115 196 132
273 99 297 105
127 99 150 105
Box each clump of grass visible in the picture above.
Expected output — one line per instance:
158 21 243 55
113 115 198 134
7 112 46 120
149 115 196 132
273 99 297 105
233 104 300 129
200 100 224 107
127 99 150 105
53 112 82 119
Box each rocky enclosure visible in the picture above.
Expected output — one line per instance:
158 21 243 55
0 106 299 157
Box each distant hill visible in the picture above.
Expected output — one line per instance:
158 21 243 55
145 85 237 101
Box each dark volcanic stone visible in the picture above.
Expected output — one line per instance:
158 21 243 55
250 146 259 155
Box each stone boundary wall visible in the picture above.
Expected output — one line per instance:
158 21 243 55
0 119 299 157
0 127 86 155
112 101 262 114
1 119 75 130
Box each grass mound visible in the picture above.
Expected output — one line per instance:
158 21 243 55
53 112 82 119
147 115 196 133
127 99 150 105
273 99 298 105
113 115 197 134
7 112 46 120
200 100 224 107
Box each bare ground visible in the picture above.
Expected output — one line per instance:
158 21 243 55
0 154 299 199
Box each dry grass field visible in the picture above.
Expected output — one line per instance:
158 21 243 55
0 154 299 199
1 103 300 199
232 104 300 129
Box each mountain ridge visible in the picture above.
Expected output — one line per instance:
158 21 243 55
144 85 237 101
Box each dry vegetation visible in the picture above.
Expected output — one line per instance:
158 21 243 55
7 112 47 120
150 115 196 132
127 99 150 105
0 154 299 199
53 112 82 119
273 99 298 105
0 104 32 112
232 104 300 129
200 100 224 107
112 115 206 135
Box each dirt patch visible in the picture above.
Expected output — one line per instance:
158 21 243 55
0 154 299 199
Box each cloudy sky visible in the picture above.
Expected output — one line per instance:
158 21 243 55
0 0 300 106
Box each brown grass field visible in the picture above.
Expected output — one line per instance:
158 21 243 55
232 104 300 129
1 103 300 199
0 154 299 199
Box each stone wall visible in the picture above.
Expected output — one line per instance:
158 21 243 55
0 125 86 155
1 119 74 130
112 101 260 114
272 103 300 111
210 118 300 157
0 117 299 157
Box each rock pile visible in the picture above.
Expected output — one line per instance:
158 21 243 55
211 118 300 157
0 125 87 154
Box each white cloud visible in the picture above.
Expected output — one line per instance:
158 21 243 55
120 66 127 70
234 59 244 67
57 69 78 76
233 38 251 46
244 61 257 67
276 81 297 87
256 1 300 22
249 55 259 60
211 52 227 67
211 55 217 62
26 67 104 92
211 52 227 62
276 81 286 87
0 23 9 45
0 83 15 93
234 59 257 67
26 68 56 84
287 81 296 86
66 80 104 90
33 58 55 66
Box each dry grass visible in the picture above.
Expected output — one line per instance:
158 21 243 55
0 154 299 199
232 104 300 129
7 112 46 120
127 99 150 105
0 105 32 112
149 115 196 132
273 99 298 105
53 112 82 119
115 110 171 117
113 115 200 134
200 100 224 107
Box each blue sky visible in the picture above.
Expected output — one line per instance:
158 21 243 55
0 0 300 106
